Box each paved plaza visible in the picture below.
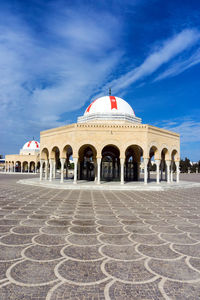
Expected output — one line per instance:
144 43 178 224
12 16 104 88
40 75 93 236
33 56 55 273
0 174 200 299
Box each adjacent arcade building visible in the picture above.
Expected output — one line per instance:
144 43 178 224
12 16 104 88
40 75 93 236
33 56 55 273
5 140 40 173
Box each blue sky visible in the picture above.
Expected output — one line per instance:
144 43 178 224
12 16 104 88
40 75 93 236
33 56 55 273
1 0 200 161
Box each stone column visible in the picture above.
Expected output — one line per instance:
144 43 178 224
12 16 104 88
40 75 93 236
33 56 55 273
21 163 23 173
66 158 69 179
40 160 44 181
45 160 48 180
166 160 171 183
120 158 125 184
165 162 167 181
28 163 30 173
155 159 160 184
60 158 65 183
73 158 78 184
144 158 148 184
53 161 56 179
148 160 150 181
175 161 180 183
4 162 6 172
97 158 101 184
171 162 173 182
94 159 97 182
49 159 53 182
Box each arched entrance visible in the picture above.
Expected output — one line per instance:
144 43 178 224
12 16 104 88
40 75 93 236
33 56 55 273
22 161 28 172
101 145 120 181
125 145 143 181
16 161 21 172
30 161 35 172
50 146 60 179
78 145 97 181
62 145 73 179
149 145 159 182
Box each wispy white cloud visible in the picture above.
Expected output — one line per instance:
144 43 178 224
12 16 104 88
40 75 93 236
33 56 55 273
0 7 123 153
156 118 200 143
156 117 200 161
154 48 200 81
101 29 200 94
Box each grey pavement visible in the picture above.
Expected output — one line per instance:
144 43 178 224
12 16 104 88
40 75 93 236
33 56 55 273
0 174 200 299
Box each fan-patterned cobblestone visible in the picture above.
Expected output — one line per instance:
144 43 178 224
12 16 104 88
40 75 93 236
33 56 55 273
0 174 200 299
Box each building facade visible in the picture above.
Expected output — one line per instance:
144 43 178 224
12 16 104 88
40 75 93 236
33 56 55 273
39 96 180 184
5 140 40 173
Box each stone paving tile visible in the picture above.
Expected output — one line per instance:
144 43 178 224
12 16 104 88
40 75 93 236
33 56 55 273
57 259 107 283
67 233 101 245
48 281 109 300
160 232 197 244
23 244 64 261
148 257 200 281
105 258 156 282
0 283 55 300
130 233 165 245
163 280 200 299
1 174 200 299
62 245 102 260
9 260 58 285
0 233 33 245
109 278 164 299
33 234 67 246
100 244 142 260
138 243 180 259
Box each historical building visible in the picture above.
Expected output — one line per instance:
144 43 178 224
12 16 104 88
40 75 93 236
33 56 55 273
5 140 40 173
38 95 180 184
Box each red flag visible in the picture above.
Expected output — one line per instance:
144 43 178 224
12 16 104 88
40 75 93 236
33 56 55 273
109 96 118 110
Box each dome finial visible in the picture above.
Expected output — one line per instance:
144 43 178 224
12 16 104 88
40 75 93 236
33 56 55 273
109 87 111 96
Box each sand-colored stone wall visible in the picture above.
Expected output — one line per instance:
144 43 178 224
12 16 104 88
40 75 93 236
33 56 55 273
40 122 180 161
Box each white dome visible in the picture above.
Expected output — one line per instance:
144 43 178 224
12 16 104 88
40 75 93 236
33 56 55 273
84 96 135 116
23 140 40 150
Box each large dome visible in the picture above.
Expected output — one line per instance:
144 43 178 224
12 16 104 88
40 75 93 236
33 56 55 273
23 140 40 150
84 96 135 116
78 95 141 124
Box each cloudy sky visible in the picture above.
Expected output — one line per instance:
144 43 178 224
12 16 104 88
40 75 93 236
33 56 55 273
1 0 200 161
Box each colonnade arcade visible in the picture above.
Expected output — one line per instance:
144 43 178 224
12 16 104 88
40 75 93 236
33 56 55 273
40 143 180 185
5 160 39 173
